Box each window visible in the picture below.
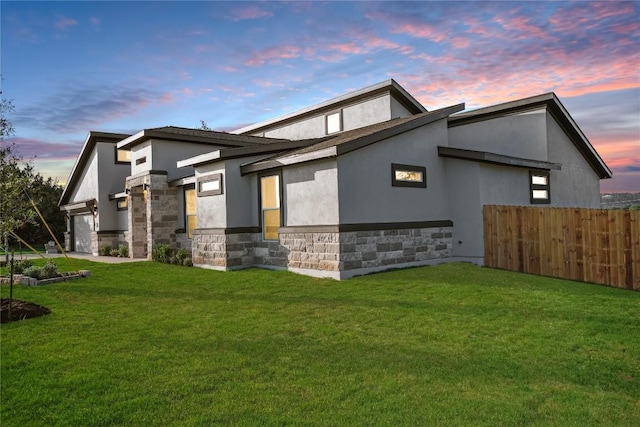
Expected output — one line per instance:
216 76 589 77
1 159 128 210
117 197 128 211
135 156 147 165
115 148 131 164
326 110 342 134
197 173 223 196
530 171 550 204
185 187 197 238
391 163 427 188
260 174 282 241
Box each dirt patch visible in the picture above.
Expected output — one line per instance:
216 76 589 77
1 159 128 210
0 298 51 323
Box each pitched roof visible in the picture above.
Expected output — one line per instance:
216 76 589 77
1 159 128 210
232 79 427 136
448 93 612 179
240 103 464 175
116 126 292 150
59 131 131 207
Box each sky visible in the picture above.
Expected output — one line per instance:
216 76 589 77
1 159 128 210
1 0 639 193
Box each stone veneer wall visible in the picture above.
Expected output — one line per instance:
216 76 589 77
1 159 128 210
192 225 453 279
94 231 127 254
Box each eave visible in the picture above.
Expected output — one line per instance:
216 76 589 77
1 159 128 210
438 146 562 171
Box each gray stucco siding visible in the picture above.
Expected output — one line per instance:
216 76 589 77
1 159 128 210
449 109 548 161
264 116 325 140
283 159 339 226
341 94 392 131
546 114 600 207
195 164 227 228
69 148 99 204
390 96 415 119
337 119 450 224
96 142 131 232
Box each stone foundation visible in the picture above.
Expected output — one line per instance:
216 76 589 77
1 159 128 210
193 224 453 279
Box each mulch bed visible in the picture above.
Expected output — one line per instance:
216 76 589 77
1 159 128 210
0 298 51 323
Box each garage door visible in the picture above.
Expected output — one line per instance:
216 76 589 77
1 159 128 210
73 215 93 253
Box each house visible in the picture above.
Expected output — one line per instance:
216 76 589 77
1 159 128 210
59 79 611 279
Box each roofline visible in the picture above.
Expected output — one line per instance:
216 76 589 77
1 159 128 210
448 93 612 179
240 103 464 175
232 79 427 136
177 139 320 168
59 131 130 207
438 146 562 171
117 127 290 150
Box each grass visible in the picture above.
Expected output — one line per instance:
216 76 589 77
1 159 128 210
1 259 639 426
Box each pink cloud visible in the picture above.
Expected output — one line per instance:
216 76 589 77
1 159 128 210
391 22 445 42
230 6 273 21
244 44 301 66
54 16 77 30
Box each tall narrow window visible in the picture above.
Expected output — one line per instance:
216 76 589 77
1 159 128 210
185 187 197 238
260 174 281 241
530 171 550 204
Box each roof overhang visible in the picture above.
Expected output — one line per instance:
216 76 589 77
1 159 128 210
240 103 465 175
438 146 562 171
58 131 130 207
59 199 97 214
448 93 612 179
177 139 320 168
232 79 428 136
117 127 290 151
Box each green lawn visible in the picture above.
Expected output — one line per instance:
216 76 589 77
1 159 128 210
1 260 639 426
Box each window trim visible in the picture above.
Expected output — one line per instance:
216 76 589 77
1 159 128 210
197 173 223 197
135 156 147 166
391 163 427 188
530 170 551 204
114 147 131 164
258 170 283 241
325 110 343 135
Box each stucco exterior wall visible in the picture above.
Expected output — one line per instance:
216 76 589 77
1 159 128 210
444 159 483 258
96 142 131 231
195 164 227 228
390 96 415 119
546 114 601 207
130 140 152 176
341 94 392 131
261 94 397 140
283 159 339 226
448 109 548 161
337 119 450 224
69 148 99 203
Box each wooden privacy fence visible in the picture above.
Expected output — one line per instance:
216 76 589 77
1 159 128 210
483 205 640 290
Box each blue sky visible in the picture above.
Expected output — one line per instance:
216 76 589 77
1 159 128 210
2 1 639 192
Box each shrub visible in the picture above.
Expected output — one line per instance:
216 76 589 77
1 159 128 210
151 244 192 267
23 261 59 280
23 265 43 279
152 244 172 264
109 248 120 257
99 245 112 256
41 261 59 279
118 244 129 258
12 259 33 274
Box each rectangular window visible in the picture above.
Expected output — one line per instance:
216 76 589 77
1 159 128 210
135 156 147 165
115 148 131 164
197 173 223 196
530 171 550 204
391 163 427 188
260 174 282 241
326 110 342 134
117 197 128 211
185 187 197 238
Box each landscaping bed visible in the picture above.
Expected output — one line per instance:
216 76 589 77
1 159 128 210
0 298 50 323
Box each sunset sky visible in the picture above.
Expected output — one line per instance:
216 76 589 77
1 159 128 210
2 1 638 192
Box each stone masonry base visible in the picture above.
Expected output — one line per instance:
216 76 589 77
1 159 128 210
193 226 453 280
